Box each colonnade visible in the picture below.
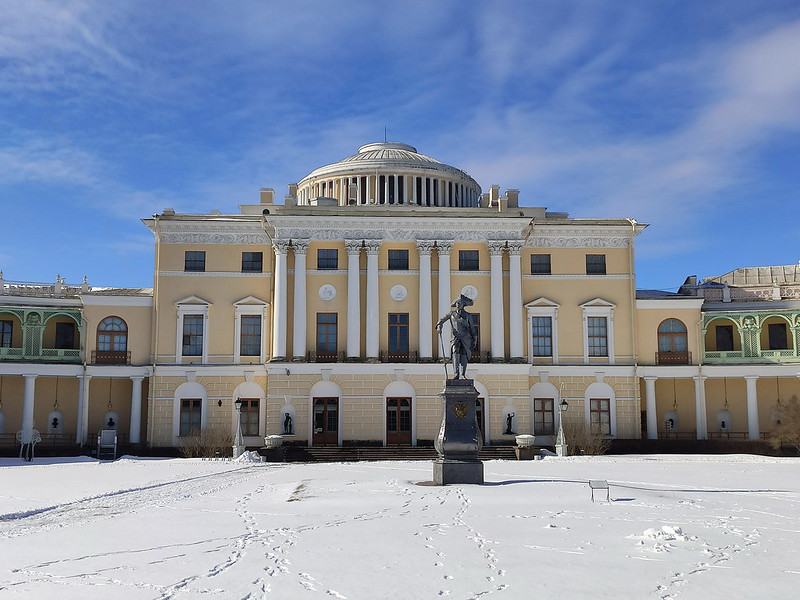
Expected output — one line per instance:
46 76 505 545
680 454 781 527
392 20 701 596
271 239 525 363
296 174 480 208
642 374 800 440
17 373 144 445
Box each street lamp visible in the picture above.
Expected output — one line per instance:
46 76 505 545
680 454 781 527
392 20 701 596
555 396 569 457
233 398 245 458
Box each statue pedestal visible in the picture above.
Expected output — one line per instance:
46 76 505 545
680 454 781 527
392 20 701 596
433 378 484 485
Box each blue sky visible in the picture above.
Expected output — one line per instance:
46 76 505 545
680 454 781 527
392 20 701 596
1 0 799 291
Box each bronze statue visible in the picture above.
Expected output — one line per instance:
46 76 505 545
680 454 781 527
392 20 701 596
436 294 477 379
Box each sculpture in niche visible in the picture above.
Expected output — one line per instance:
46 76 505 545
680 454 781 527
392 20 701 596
436 294 477 379
283 412 293 435
505 412 516 435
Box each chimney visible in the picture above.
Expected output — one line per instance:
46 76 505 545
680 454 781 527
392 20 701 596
260 188 275 205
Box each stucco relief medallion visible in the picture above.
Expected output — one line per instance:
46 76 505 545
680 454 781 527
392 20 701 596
390 285 407 302
318 284 336 301
461 285 478 301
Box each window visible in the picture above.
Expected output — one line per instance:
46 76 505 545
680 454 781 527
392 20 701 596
590 398 611 435
242 251 263 272
240 315 261 356
0 320 12 348
658 319 688 352
533 398 554 435
459 250 479 271
587 317 608 357
97 317 127 352
531 316 552 357
716 325 734 351
55 322 76 349
531 254 551 274
316 313 337 361
769 323 788 350
388 313 409 358
317 248 338 270
185 251 206 272
239 399 260 436
471 314 481 353
182 315 204 356
586 254 606 275
388 249 409 270
179 399 202 436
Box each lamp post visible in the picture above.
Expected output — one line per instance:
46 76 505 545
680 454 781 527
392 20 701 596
233 398 245 458
555 396 569 457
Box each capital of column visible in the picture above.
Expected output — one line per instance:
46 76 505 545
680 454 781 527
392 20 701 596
416 240 437 255
364 240 381 255
435 241 453 255
345 240 363 255
506 241 523 255
291 240 309 255
488 241 506 256
744 375 760 381
273 239 291 254
692 375 707 382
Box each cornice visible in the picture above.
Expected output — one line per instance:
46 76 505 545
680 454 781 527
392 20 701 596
157 221 269 245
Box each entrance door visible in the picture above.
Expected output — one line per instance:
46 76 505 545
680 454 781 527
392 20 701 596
386 397 412 445
313 397 338 445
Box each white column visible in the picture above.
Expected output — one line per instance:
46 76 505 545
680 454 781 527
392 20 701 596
271 241 289 360
346 240 362 360
507 242 524 361
436 242 452 360
393 175 399 204
488 242 506 362
365 241 381 360
644 376 658 439
129 376 144 444
417 241 435 360
421 177 427 206
292 241 308 360
21 374 37 443
78 375 91 444
693 375 707 440
745 375 760 440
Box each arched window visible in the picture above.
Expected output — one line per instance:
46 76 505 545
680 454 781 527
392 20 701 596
657 319 688 364
96 317 128 363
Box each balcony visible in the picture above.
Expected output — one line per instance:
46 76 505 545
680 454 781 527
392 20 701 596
0 346 81 363
92 350 132 365
655 351 692 365
703 349 798 364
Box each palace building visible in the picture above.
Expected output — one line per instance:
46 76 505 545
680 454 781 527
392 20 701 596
1 142 799 454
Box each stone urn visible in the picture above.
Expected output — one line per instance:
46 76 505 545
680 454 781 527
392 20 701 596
515 434 536 448
263 435 284 449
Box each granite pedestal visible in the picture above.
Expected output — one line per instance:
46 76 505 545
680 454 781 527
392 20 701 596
433 378 484 485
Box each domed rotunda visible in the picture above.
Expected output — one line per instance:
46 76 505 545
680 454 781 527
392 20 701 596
294 142 481 208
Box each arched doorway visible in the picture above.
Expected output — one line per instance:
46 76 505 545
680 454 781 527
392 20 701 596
386 398 412 445
313 398 338 445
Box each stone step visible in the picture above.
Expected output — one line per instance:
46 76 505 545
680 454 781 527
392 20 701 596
267 445 518 463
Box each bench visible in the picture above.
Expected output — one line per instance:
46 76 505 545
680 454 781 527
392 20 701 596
589 479 610 502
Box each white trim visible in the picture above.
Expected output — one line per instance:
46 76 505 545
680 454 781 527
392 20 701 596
172 381 208 444
581 299 615 364
232 381 267 440
80 295 153 307
585 382 617 437
636 298 704 309
176 297 211 363
526 298 559 364
383 380 417 447
159 271 271 278
233 297 269 364
523 274 630 280
308 380 343 447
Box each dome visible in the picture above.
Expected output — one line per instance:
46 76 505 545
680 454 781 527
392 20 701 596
294 142 481 208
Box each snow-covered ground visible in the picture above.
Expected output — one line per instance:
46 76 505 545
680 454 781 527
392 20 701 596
1 454 799 600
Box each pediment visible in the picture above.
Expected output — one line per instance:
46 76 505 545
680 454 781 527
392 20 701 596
175 295 212 306
524 297 560 308
580 297 616 309
233 295 269 306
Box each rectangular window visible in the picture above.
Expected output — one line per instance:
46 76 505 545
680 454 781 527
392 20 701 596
531 316 553 357
769 323 788 350
0 320 11 348
459 249 479 271
388 313 409 357
242 251 263 272
240 315 261 356
317 248 338 270
533 398 554 435
716 325 734 351
185 251 206 272
239 399 260 436
388 249 409 270
590 398 611 435
586 254 606 275
471 313 481 353
530 254 551 274
587 316 608 357
316 313 337 361
182 314 204 356
55 322 75 349
180 399 202 436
